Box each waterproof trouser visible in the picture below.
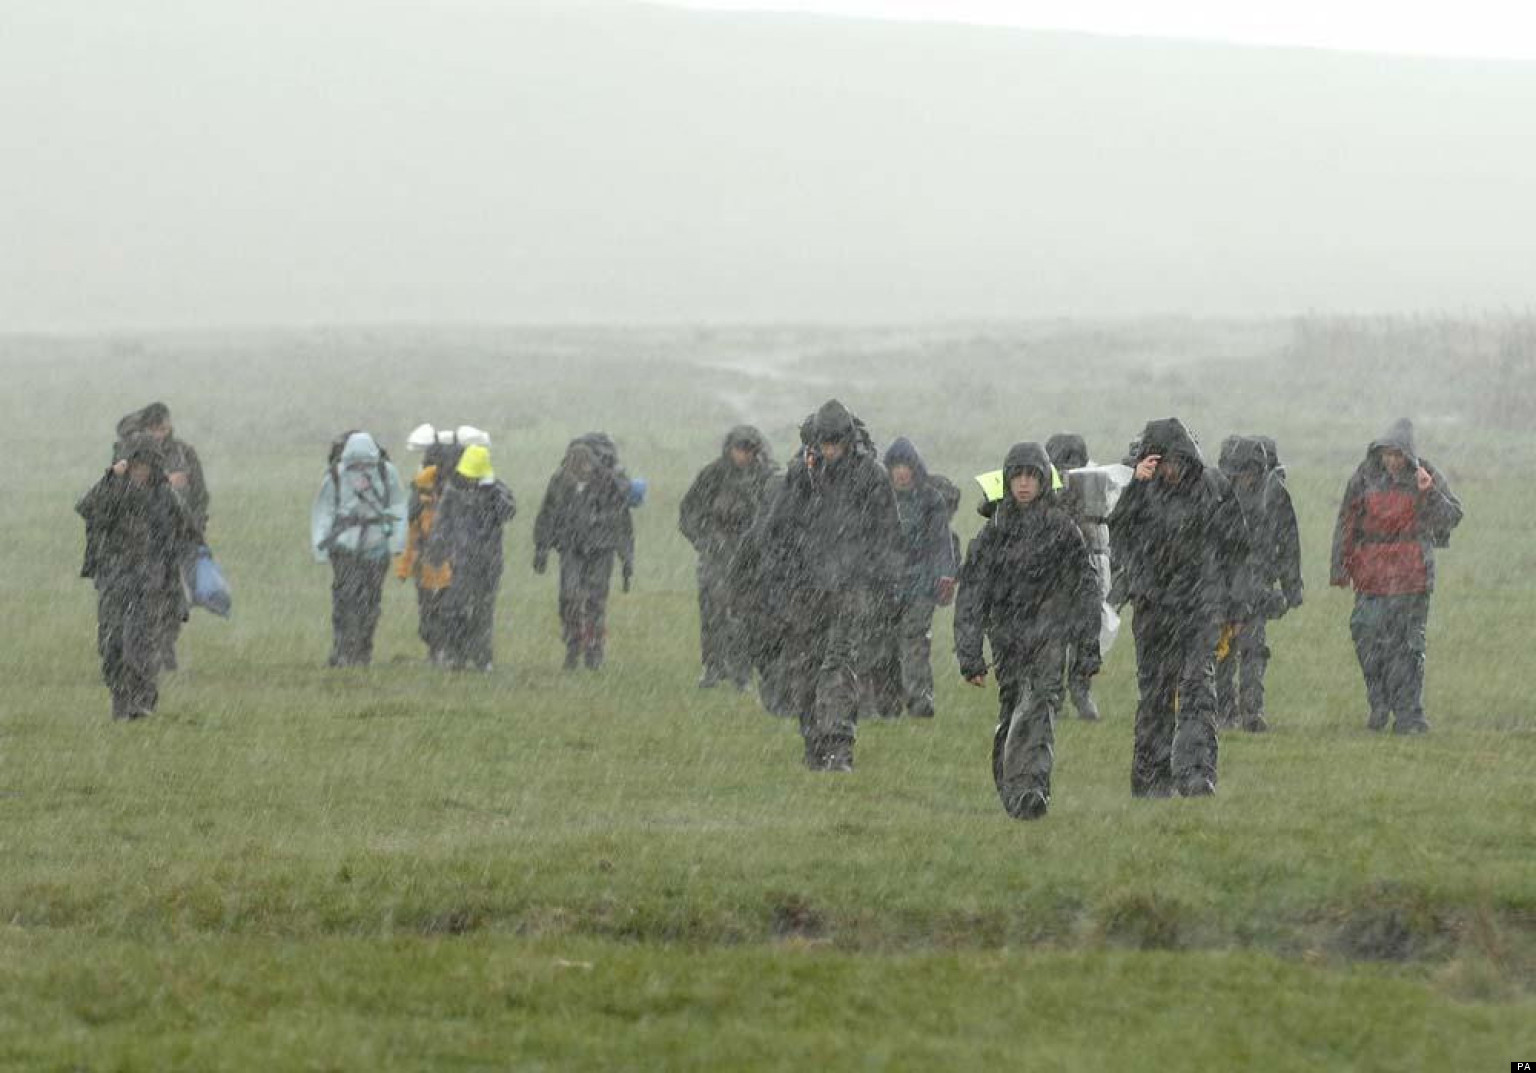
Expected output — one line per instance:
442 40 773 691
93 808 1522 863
1130 600 1220 797
416 585 450 660
98 584 167 718
559 550 613 667
865 594 937 717
783 588 877 759
1214 618 1268 725
696 553 750 684
1350 593 1429 731
442 579 499 671
1063 642 1099 718
330 551 388 666
991 639 1065 815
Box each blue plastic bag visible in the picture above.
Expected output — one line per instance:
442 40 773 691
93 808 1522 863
192 545 232 617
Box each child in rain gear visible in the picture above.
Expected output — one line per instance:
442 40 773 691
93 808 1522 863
679 425 777 689
1331 418 1462 734
425 444 516 672
533 436 635 670
1108 418 1250 798
1215 435 1304 732
397 442 461 664
954 442 1101 819
77 433 202 720
311 432 407 667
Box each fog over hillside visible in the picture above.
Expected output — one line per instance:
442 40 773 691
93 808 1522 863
4 0 1535 330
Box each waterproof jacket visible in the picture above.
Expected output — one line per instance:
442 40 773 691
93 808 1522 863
397 465 453 591
1331 419 1462 596
1108 418 1252 620
77 463 201 595
1220 436 1304 613
310 433 408 562
954 443 1100 678
427 475 517 590
884 437 958 600
114 405 209 529
761 400 902 594
679 426 777 562
533 452 635 569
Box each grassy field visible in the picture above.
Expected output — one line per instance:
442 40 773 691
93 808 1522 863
1 321 1533 1070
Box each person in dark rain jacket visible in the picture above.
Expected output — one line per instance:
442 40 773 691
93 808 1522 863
1214 435 1305 732
77 434 202 720
426 444 516 672
1108 418 1250 798
1046 432 1111 722
1330 418 1462 734
867 436 956 719
759 400 902 771
955 442 1101 819
679 426 777 689
533 436 635 670
108 402 209 670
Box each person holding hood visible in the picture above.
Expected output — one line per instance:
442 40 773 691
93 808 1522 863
533 437 636 671
760 399 902 771
396 441 462 664
108 402 208 670
311 432 407 667
1109 418 1250 798
955 443 1100 819
867 436 957 719
1214 435 1305 732
1331 418 1462 734
77 434 202 719
679 425 778 689
426 444 516 672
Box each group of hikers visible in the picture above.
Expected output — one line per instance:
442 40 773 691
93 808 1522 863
78 399 1463 820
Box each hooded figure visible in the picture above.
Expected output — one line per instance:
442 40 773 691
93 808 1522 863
1046 432 1111 722
1330 418 1462 733
311 432 407 667
533 435 636 670
108 402 209 670
396 442 463 663
1108 418 1250 798
425 444 516 671
758 399 903 771
1213 435 1305 732
955 442 1101 819
863 436 957 719
77 433 203 719
679 425 778 689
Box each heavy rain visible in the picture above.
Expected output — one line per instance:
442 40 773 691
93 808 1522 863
2 1 1534 1068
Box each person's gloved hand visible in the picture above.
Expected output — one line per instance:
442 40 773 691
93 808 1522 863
533 549 548 575
934 576 957 607
622 564 633 593
1263 590 1289 620
1285 585 1305 611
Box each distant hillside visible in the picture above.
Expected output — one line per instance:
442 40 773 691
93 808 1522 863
3 0 1534 329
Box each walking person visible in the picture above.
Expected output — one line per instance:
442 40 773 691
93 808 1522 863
311 431 407 667
1331 419 1463 733
426 444 516 672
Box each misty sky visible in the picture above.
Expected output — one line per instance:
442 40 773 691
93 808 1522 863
657 0 1536 60
4 0 1535 331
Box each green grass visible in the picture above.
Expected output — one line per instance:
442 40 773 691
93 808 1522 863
1 322 1533 1069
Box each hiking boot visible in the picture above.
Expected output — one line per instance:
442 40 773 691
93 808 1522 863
823 740 854 773
908 701 935 719
1177 775 1217 798
697 671 722 689
111 691 131 721
1008 789 1049 820
1242 713 1269 733
563 649 581 672
1366 709 1389 732
1392 720 1430 735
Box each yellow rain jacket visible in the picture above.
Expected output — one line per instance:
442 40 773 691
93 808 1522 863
396 466 453 591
